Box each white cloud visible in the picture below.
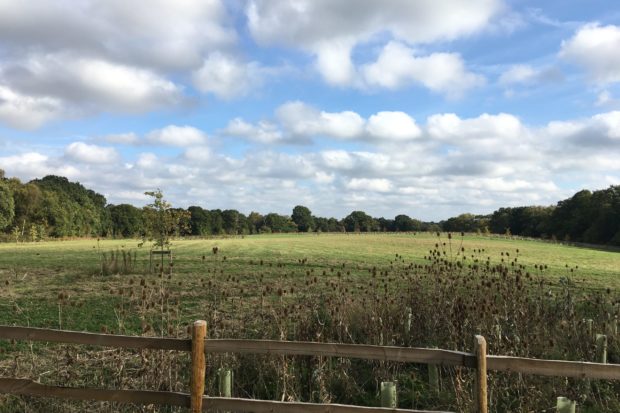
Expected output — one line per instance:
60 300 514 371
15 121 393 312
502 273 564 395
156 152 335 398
346 178 393 193
321 150 355 170
560 23 620 84
135 153 158 169
192 52 265 99
0 151 82 180
0 0 235 128
146 125 207 146
184 146 212 163
595 90 620 107
0 0 235 71
427 112 524 142
223 118 283 144
544 111 620 149
0 85 64 129
228 102 425 144
498 64 563 95
247 0 501 47
4 108 620 221
313 39 357 86
246 0 498 90
499 65 537 85
366 111 422 141
276 101 365 140
65 142 119 164
361 42 484 97
2 54 182 112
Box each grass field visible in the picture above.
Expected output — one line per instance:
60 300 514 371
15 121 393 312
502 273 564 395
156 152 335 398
0 233 619 412
0 232 619 331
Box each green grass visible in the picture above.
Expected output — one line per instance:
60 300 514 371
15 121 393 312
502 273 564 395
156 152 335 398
0 232 618 333
1 233 619 412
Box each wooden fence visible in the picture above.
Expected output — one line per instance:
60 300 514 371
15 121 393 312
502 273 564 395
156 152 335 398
1 322 619 412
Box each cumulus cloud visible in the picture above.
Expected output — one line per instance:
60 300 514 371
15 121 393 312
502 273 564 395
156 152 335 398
0 151 80 180
499 65 537 85
3 108 620 220
427 112 524 142
361 42 485 97
247 0 501 47
560 23 620 84
146 125 207 146
499 64 563 87
0 0 237 128
276 101 365 140
346 178 393 193
1 54 183 113
135 153 159 169
65 142 119 164
0 85 65 129
246 0 497 91
192 52 266 99
366 111 422 141
544 111 620 148
0 0 235 71
226 101 424 144
223 118 283 144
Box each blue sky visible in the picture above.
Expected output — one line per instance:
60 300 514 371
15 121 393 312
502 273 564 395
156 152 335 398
1 0 619 221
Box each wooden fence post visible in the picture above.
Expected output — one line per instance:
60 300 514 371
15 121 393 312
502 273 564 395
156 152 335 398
218 368 232 397
556 396 576 413
474 335 488 413
428 364 439 395
191 320 207 413
380 381 397 408
595 334 607 364
585 319 593 338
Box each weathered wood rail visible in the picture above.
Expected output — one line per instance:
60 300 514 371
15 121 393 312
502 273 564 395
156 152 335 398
1 323 619 412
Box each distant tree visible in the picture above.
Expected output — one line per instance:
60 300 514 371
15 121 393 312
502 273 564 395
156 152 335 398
237 213 250 234
32 175 107 236
292 205 314 232
40 190 72 237
376 217 393 232
247 211 264 234
328 218 345 232
0 179 15 231
142 190 190 251
313 216 328 232
222 209 241 234
394 214 420 231
188 206 211 236
582 186 620 244
108 204 143 238
442 213 482 233
343 211 376 232
549 190 593 242
489 208 512 234
264 213 296 233
209 209 224 234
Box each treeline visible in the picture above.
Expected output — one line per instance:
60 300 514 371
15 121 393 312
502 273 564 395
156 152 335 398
0 170 619 245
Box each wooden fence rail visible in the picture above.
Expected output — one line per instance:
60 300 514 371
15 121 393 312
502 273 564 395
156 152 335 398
1 323 619 412
0 325 191 351
205 339 476 367
0 378 448 413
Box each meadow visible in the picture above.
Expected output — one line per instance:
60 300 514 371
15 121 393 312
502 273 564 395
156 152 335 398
0 232 619 412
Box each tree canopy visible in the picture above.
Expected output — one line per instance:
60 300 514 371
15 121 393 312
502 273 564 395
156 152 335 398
1 172 618 246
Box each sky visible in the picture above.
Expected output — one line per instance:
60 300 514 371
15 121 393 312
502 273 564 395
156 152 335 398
0 0 619 221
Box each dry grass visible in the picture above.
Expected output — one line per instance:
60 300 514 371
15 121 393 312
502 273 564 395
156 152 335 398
0 233 619 412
